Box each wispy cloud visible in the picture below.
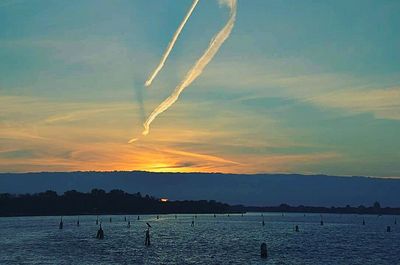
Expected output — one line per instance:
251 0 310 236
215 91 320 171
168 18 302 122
44 106 133 124
0 0 26 8
196 58 400 120
307 87 400 120
1 94 333 174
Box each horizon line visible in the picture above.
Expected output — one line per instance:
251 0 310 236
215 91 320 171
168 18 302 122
0 170 399 180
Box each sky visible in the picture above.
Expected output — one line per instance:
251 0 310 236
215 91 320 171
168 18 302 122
0 0 399 177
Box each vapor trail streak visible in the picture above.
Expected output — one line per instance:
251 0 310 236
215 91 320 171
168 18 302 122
142 0 237 136
144 0 199 87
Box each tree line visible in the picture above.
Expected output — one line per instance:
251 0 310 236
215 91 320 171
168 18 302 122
0 189 233 216
232 201 400 215
1 189 399 216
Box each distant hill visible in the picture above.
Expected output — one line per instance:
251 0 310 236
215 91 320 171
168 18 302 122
1 171 400 207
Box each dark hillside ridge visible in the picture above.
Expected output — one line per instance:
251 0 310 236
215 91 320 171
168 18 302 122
1 171 400 207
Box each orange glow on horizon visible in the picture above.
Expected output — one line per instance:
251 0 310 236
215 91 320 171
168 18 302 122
0 96 340 174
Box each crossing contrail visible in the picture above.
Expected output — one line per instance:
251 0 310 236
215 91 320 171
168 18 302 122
144 0 200 87
142 0 237 136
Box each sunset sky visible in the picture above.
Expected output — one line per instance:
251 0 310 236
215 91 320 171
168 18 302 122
1 0 399 177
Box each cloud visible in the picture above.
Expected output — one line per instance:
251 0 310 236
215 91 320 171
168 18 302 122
0 0 26 8
44 106 133 124
194 58 400 120
307 87 400 120
154 147 240 165
1 94 332 174
0 149 36 159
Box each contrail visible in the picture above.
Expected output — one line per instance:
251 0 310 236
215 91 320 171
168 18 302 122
142 0 237 136
144 0 200 87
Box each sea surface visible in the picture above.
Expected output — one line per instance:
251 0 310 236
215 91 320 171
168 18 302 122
0 213 399 265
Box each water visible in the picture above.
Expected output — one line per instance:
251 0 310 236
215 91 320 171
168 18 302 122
0 213 399 264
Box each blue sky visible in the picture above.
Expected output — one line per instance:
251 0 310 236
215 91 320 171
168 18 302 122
0 0 399 176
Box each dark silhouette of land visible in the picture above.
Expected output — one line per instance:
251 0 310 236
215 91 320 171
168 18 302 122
1 189 399 217
0 189 233 216
1 171 400 207
233 201 400 215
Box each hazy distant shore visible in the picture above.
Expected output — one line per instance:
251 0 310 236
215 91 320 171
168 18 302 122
2 171 400 207
1 189 399 217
